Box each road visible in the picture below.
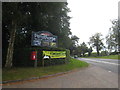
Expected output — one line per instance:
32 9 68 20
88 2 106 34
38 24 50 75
78 58 119 74
2 58 119 88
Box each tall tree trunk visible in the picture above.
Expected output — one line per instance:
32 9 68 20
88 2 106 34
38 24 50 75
96 46 99 56
5 20 16 68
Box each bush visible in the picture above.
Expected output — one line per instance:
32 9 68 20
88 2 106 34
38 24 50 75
100 51 108 56
44 58 65 66
13 48 34 67
110 51 119 55
12 47 70 67
91 52 98 57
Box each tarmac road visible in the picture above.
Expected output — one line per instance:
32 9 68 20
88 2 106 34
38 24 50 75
78 58 119 74
2 58 119 88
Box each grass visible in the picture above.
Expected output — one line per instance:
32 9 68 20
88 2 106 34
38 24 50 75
85 55 119 59
2 58 89 81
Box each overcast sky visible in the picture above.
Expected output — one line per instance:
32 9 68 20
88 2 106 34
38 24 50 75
67 0 119 46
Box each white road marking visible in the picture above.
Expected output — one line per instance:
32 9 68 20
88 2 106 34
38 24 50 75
81 58 120 66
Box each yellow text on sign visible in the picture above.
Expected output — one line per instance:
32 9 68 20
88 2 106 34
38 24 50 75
43 51 66 58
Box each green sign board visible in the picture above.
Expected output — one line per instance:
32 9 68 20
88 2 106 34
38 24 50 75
43 51 66 58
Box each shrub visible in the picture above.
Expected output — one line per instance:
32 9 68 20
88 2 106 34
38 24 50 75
12 47 70 67
100 51 108 56
91 52 97 57
110 51 119 55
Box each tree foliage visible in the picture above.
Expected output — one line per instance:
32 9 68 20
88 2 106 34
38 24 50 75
80 42 88 56
106 19 120 53
69 35 79 55
89 33 104 56
2 2 72 68
87 47 93 56
71 42 89 57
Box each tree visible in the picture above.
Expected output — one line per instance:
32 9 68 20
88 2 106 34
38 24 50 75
87 42 93 56
3 2 72 68
87 47 93 56
80 42 88 56
69 35 79 55
71 35 79 46
3 2 25 68
71 42 88 57
106 19 120 53
12 2 71 48
89 33 104 56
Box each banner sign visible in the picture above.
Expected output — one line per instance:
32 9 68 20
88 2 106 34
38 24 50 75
43 51 66 59
31 31 57 47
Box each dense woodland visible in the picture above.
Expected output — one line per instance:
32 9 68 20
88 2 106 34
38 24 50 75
2 2 120 68
2 2 78 68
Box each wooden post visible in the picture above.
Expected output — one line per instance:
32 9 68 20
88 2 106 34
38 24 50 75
42 57 44 67
42 51 44 67
34 51 37 68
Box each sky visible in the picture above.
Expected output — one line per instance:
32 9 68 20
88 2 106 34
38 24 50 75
67 0 119 47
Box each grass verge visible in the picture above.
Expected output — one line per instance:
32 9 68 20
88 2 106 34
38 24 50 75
2 58 89 81
85 55 119 59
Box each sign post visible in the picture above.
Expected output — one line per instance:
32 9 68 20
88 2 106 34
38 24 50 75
34 50 37 68
31 31 58 67
42 57 44 67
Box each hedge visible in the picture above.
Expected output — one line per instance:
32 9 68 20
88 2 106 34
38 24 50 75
12 47 70 67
